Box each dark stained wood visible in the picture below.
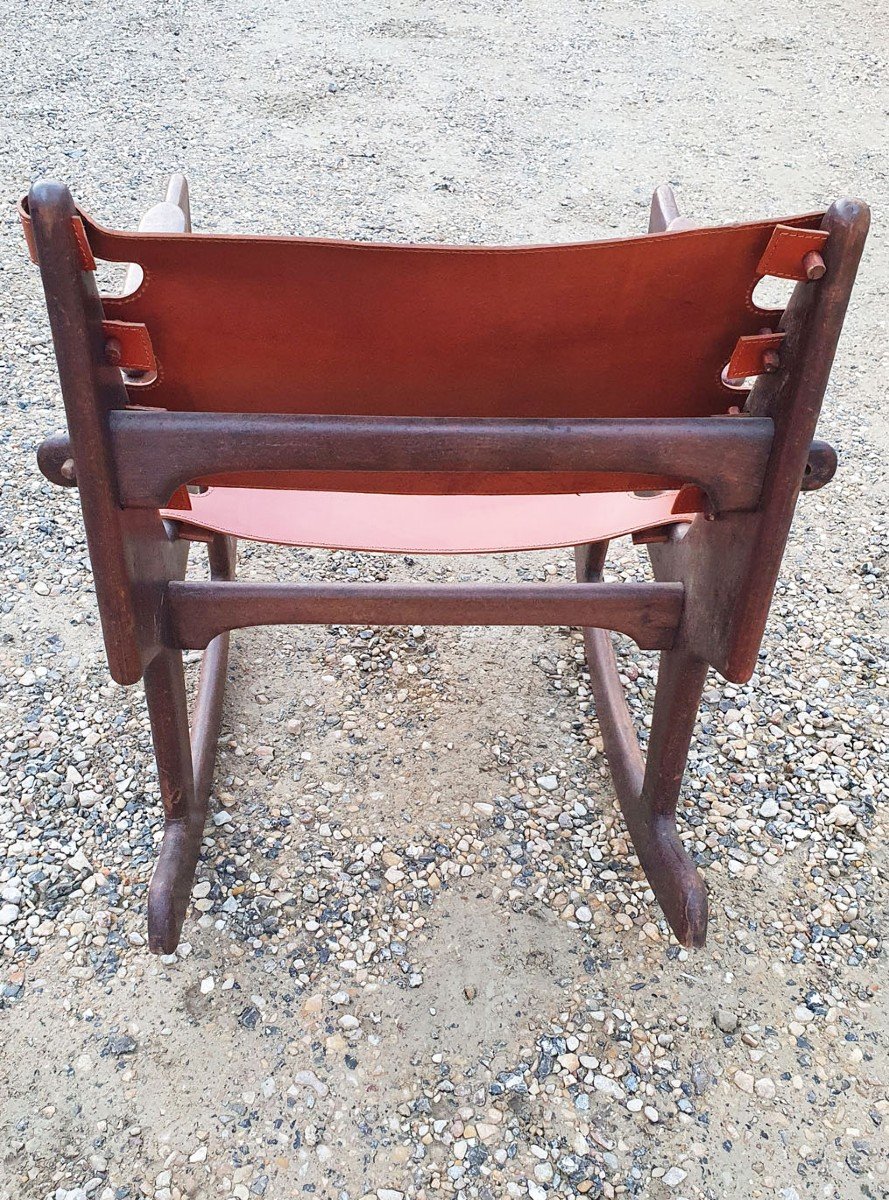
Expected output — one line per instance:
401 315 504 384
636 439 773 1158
28 183 143 681
190 535 235 805
143 646 201 954
570 187 869 944
107 410 775 514
649 198 869 682
803 250 826 280
575 541 708 946
631 648 710 947
167 579 685 652
143 184 226 956
575 542 645 801
122 173 191 298
800 439 838 491
28 182 188 685
39 423 836 500
36 433 78 486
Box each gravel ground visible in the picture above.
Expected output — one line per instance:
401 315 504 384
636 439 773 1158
1 2 887 1199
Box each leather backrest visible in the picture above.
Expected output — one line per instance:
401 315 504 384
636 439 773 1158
28 201 828 498
85 209 825 421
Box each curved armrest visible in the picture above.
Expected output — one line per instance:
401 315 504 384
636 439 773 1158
648 183 698 233
123 173 191 295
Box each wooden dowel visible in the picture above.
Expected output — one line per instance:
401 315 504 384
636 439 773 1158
802 250 826 281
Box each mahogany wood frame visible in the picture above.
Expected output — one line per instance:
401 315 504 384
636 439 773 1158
28 176 868 953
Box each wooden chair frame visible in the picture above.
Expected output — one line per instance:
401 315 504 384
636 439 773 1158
26 176 868 953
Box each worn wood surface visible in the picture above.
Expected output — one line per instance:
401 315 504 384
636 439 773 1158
167 579 685 652
575 538 709 947
106 410 775 512
648 198 870 682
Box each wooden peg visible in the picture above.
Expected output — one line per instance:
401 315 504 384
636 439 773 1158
758 327 781 373
803 250 826 280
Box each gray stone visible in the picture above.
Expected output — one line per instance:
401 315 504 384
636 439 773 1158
714 1009 739 1034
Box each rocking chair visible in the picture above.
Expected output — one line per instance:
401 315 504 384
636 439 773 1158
22 175 868 952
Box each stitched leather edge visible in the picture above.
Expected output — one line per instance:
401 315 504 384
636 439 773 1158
18 200 97 271
727 332 785 379
757 225 829 280
101 319 156 373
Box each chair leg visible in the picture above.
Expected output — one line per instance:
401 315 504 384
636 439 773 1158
145 646 202 953
191 536 236 805
146 534 235 954
575 541 709 947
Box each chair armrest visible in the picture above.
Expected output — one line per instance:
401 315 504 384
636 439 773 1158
648 183 697 233
123 173 191 295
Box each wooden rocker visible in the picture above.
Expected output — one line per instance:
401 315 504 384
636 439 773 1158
22 176 868 952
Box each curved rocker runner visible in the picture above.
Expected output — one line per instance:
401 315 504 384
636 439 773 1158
23 174 869 953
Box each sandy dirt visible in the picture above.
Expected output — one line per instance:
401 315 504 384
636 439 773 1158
0 2 887 1199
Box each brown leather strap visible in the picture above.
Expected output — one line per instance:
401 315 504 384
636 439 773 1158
101 320 156 373
18 199 96 271
756 225 829 280
22 197 148 369
727 332 785 379
19 204 38 264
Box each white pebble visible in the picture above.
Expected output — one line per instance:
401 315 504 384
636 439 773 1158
663 1167 687 1187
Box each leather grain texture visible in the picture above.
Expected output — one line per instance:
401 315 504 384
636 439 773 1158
101 319 156 373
